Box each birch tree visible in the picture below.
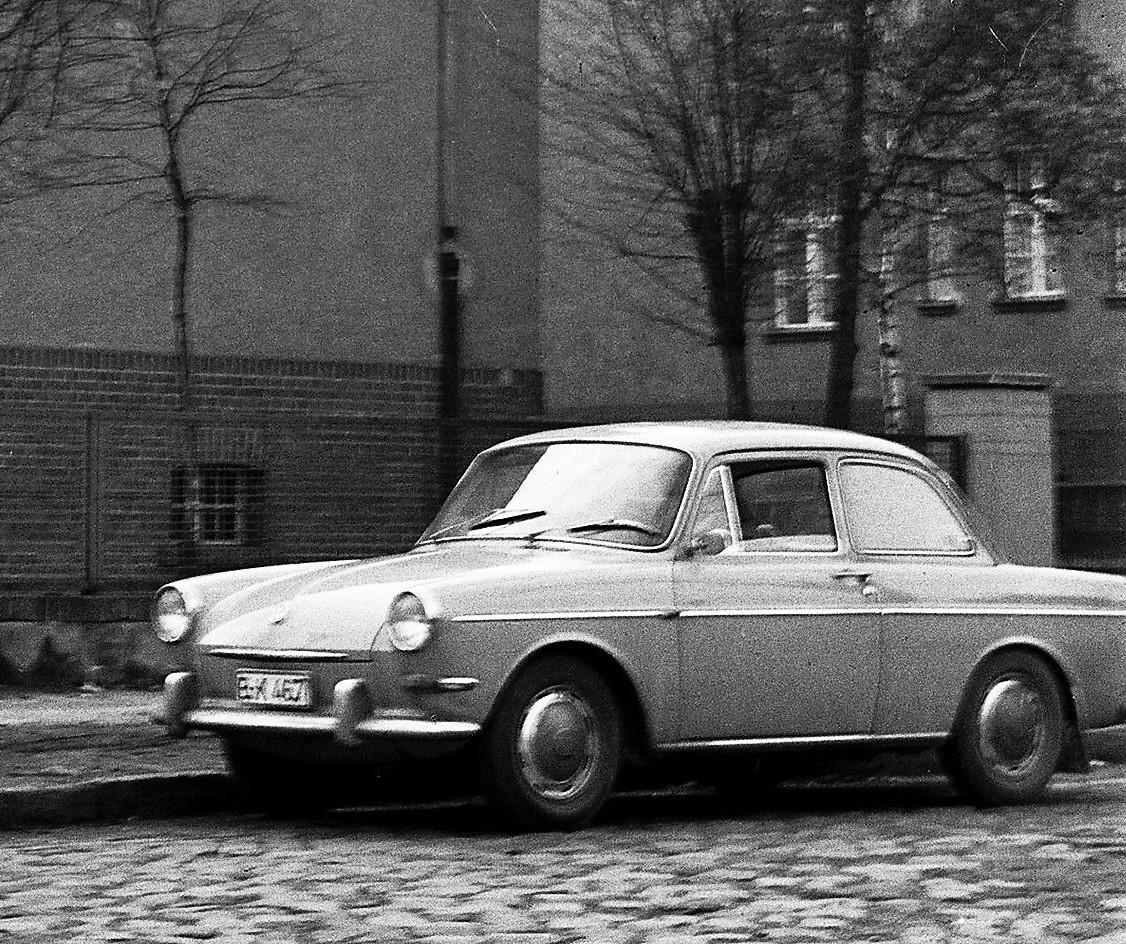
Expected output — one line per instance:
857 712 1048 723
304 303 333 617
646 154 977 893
813 0 1126 428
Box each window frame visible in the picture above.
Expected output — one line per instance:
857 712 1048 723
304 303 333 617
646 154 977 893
1002 154 1065 301
922 204 960 306
837 457 978 558
689 465 742 543
773 214 840 330
1111 210 1126 298
691 454 843 556
171 462 264 548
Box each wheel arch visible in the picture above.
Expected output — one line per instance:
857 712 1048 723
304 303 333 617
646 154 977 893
489 640 652 761
958 641 1087 772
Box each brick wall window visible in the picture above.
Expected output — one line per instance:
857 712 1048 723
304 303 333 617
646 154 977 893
1003 154 1064 300
774 215 839 328
171 464 265 547
1112 211 1126 297
1058 482 1126 568
922 207 958 304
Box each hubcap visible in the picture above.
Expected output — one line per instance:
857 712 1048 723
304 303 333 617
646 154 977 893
978 676 1047 778
517 688 600 801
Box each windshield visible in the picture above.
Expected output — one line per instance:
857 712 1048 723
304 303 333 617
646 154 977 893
419 442 693 548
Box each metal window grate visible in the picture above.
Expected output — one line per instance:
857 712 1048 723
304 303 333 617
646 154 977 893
171 464 264 547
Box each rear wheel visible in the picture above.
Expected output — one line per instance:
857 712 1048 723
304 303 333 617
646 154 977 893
479 655 623 830
944 651 1064 804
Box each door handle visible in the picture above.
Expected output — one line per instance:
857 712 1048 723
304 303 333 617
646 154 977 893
833 570 877 598
833 570 870 582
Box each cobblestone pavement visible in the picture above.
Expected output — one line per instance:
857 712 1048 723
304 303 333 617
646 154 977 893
5 774 1126 943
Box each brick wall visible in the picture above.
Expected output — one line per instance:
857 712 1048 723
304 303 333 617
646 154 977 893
0 345 541 418
0 346 546 594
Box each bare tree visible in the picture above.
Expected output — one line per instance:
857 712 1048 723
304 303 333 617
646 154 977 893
0 0 91 200
811 0 1126 428
543 0 821 419
52 0 353 441
548 0 1126 427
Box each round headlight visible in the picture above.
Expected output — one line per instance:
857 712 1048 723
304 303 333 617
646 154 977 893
154 586 196 643
385 592 432 652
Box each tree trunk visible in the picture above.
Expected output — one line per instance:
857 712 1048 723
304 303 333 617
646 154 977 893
715 322 751 420
163 139 196 464
691 190 753 421
171 202 193 417
876 237 908 435
823 0 870 431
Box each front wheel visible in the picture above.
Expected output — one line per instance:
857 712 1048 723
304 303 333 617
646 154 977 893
479 655 623 830
944 651 1065 805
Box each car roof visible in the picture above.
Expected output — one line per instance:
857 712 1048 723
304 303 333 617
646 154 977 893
493 420 927 465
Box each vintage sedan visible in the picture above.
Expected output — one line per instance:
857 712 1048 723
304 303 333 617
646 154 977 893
154 421 1126 828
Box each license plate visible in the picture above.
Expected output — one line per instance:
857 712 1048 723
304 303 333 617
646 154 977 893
236 671 312 708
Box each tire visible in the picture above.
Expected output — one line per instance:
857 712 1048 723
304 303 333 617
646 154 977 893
479 655 623 830
944 651 1065 805
223 740 336 814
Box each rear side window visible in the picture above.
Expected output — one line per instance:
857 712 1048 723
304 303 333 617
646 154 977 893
839 461 972 554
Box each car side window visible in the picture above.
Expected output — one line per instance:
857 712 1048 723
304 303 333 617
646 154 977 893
839 461 973 554
727 462 838 553
690 467 735 549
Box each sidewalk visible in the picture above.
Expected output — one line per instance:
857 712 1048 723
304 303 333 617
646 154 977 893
0 686 233 828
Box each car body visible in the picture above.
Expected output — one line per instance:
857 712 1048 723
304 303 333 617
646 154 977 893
154 421 1126 828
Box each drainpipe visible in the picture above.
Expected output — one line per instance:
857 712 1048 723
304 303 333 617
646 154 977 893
436 0 461 492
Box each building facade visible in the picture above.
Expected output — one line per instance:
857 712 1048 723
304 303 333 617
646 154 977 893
0 0 543 598
540 0 1126 572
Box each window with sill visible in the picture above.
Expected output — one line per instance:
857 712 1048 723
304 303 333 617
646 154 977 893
774 215 838 329
921 207 958 306
1003 155 1064 300
171 463 265 547
1112 212 1126 297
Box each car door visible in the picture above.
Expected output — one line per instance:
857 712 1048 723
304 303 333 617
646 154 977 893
834 458 1002 736
673 453 880 741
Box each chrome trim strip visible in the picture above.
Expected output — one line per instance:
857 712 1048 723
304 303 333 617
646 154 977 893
435 676 479 691
680 608 879 618
354 718 480 739
454 606 1126 624
656 732 947 753
858 548 977 558
452 610 671 623
401 674 480 692
188 708 335 735
207 648 357 662
181 707 479 740
883 607 1126 618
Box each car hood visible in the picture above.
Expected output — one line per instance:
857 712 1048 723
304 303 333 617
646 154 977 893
195 540 636 654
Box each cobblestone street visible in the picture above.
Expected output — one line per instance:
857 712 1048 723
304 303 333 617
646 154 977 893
4 773 1126 943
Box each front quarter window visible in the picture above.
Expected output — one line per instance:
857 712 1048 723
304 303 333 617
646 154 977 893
420 442 692 548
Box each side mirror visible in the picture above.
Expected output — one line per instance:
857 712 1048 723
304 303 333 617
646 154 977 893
688 529 729 557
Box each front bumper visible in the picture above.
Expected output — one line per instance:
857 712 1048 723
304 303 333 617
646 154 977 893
155 671 481 746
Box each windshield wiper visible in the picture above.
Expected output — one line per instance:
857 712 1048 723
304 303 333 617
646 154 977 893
425 507 548 541
467 508 548 531
562 518 661 538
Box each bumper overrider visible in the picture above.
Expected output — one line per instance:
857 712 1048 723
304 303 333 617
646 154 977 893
156 672 482 747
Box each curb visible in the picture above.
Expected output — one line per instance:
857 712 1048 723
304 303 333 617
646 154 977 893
0 773 239 830
3 763 1124 832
